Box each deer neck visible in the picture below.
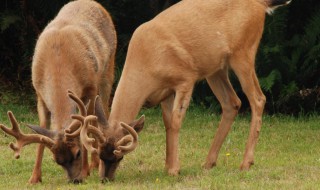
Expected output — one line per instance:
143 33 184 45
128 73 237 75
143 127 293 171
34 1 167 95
108 71 151 127
49 81 77 131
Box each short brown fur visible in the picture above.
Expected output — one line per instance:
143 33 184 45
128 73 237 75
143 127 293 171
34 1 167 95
67 0 291 181
6 0 116 184
109 0 290 177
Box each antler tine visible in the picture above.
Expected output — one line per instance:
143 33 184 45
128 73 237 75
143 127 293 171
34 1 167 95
65 90 89 136
64 116 83 138
68 91 87 117
0 111 55 159
65 119 81 133
113 122 138 157
66 91 106 151
80 115 105 154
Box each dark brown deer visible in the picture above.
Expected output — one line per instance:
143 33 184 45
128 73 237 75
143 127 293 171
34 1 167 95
1 0 116 184
67 0 291 181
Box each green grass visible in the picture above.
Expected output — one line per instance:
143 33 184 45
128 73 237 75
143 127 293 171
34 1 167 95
0 103 320 189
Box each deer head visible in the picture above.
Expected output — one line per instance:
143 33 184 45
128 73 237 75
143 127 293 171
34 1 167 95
0 92 91 183
65 94 144 181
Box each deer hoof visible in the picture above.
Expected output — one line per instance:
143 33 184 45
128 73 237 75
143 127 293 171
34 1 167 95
82 169 90 178
167 168 180 176
28 176 42 184
202 161 216 170
240 161 254 170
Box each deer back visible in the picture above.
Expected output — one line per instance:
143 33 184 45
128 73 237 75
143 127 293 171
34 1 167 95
32 0 116 129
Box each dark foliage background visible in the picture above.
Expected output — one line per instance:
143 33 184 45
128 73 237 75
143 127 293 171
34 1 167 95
0 0 319 114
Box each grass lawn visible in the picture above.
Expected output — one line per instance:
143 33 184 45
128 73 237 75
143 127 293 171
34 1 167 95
0 103 320 189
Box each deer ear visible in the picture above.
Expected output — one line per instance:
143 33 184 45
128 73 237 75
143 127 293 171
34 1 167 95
94 95 108 127
26 124 56 139
128 115 145 133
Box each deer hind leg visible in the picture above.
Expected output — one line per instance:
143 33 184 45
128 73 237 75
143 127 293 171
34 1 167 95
29 97 49 184
230 53 266 170
161 85 193 176
203 69 241 169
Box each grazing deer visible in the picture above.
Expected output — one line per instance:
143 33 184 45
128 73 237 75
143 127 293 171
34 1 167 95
1 0 116 184
67 0 291 181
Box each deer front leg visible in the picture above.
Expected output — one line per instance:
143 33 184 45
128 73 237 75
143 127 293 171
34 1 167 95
161 88 193 175
89 150 100 171
98 159 106 182
29 98 48 184
28 144 45 184
161 95 175 173
83 93 101 172
81 145 90 177
203 69 241 169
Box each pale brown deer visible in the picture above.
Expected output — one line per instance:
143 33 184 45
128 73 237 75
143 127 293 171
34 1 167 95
67 0 291 181
1 0 116 184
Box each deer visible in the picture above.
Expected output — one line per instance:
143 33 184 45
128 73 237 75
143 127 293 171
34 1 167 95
66 0 292 181
0 0 116 184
